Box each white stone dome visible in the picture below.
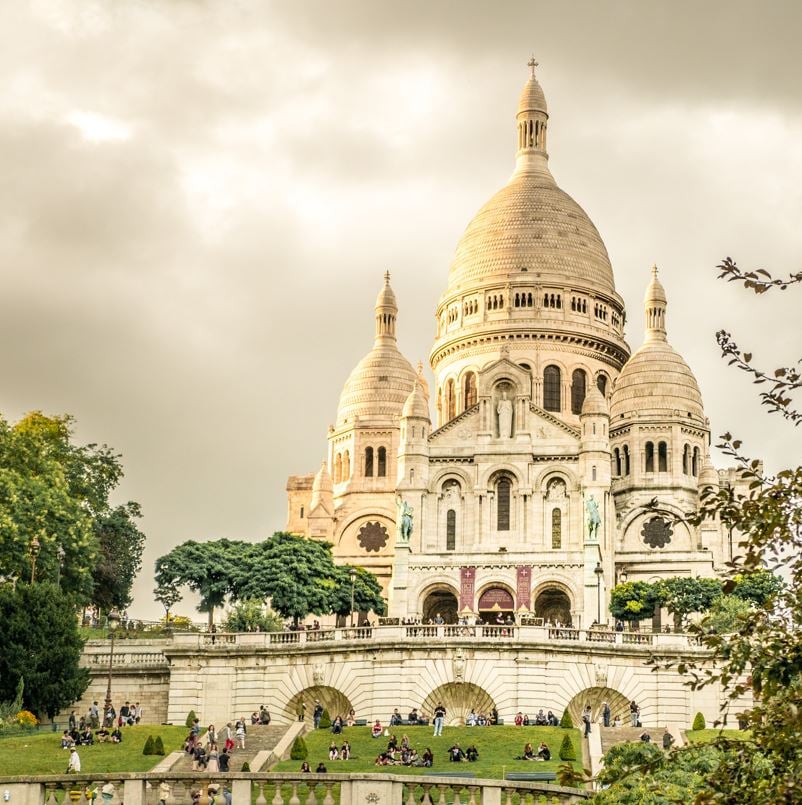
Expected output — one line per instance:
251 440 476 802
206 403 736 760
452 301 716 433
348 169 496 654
402 380 430 420
581 383 609 417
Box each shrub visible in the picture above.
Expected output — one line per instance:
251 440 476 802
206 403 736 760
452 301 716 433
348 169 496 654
692 712 706 731
143 736 155 755
185 710 197 728
154 736 165 755
559 733 576 761
319 709 332 729
15 710 38 728
241 761 251 772
290 736 308 760
560 709 574 729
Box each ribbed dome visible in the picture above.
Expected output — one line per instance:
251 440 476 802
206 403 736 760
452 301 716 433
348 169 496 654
581 383 609 416
610 340 704 422
402 381 430 420
445 164 617 295
519 75 547 114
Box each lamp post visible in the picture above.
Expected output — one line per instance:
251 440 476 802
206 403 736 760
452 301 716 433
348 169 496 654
594 562 604 624
56 545 66 588
104 609 121 721
349 567 357 628
29 536 41 584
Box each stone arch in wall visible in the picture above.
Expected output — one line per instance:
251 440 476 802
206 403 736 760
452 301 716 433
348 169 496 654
421 583 460 624
566 686 631 727
533 583 573 626
285 685 354 723
421 682 496 726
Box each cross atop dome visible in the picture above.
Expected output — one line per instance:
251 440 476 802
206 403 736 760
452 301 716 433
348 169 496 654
527 56 538 77
384 270 391 283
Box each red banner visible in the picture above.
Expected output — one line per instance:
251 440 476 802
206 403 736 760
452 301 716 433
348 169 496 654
516 565 532 611
459 566 476 611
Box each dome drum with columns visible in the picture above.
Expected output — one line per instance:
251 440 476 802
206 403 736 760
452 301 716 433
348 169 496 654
285 63 744 626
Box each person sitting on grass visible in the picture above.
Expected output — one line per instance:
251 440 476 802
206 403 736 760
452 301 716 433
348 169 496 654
387 734 398 752
522 714 531 726
300 761 311 773
340 740 351 760
537 742 551 761
328 742 339 761
400 734 410 750
466 709 478 726
448 743 465 762
521 742 535 760
371 720 383 738
407 708 419 724
331 715 343 735
534 710 547 726
96 727 110 743
421 748 434 767
110 727 123 743
547 711 559 726
514 712 523 726
315 762 327 773
61 731 74 749
79 727 94 746
465 745 479 762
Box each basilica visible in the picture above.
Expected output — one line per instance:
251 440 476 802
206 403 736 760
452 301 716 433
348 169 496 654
285 62 739 629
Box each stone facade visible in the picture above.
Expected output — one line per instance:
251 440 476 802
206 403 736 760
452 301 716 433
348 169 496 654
285 63 745 629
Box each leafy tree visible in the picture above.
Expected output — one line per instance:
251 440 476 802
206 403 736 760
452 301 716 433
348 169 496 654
692 712 706 731
560 709 574 729
0 582 89 718
234 533 340 625
701 595 753 635
155 539 247 628
224 599 283 632
290 736 308 760
730 569 785 607
330 566 387 619
559 733 576 761
655 577 723 630
92 503 146 611
154 583 182 624
609 581 660 624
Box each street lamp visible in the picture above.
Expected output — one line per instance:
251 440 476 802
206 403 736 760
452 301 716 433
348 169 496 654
349 567 357 628
594 562 604 624
29 536 41 584
56 545 66 588
104 609 121 720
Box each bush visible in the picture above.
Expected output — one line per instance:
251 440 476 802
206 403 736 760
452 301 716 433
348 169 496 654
560 709 574 729
290 736 308 760
15 710 38 728
559 733 576 761
692 712 706 731
241 761 251 772
185 710 197 728
319 709 332 729
143 735 155 755
153 736 165 756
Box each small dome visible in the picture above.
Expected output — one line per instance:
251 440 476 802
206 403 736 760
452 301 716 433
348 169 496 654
402 382 430 420
518 74 547 115
698 453 719 490
610 340 704 423
312 460 332 494
375 270 397 309
581 383 608 416
645 264 667 305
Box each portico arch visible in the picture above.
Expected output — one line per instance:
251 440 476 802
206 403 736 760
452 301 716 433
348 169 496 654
421 583 459 624
421 682 496 726
566 686 630 726
533 584 573 626
477 583 516 623
285 685 353 723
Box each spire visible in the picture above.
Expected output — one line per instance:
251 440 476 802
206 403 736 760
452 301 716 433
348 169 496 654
644 264 668 341
516 56 549 164
310 460 333 514
374 271 398 344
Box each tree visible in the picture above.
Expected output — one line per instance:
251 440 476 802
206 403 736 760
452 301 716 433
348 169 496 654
290 736 308 760
559 733 576 761
609 581 660 624
154 583 182 624
143 736 155 755
224 599 283 632
730 569 785 607
692 712 706 731
560 709 574 729
0 582 89 719
0 411 144 607
92 503 146 611
154 539 247 628
701 595 753 635
234 533 340 624
330 566 387 620
655 577 723 630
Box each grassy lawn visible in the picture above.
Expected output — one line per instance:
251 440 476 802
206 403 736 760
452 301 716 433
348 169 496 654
686 729 750 744
272 725 581 780
0 725 187 776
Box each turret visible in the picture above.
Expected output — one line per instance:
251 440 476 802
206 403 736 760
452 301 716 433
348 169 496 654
398 368 431 492
307 460 335 540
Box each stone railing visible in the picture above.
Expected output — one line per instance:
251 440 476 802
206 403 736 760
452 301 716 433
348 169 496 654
0 771 591 805
165 625 701 652
81 639 169 669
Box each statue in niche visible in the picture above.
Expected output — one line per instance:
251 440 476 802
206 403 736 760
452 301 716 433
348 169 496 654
497 389 513 439
453 650 465 683
312 663 325 686
546 479 566 501
586 495 601 540
396 496 413 543
443 482 460 507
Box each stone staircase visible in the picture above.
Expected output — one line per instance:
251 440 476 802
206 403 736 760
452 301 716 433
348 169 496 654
171 724 290 773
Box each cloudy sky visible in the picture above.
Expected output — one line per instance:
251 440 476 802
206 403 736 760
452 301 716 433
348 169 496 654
1 0 800 619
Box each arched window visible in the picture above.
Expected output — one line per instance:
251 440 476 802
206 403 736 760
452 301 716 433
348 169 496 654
364 447 374 477
624 445 631 476
377 446 387 477
614 448 622 477
571 369 587 415
343 450 350 479
445 379 456 421
496 477 511 531
300 505 304 519
658 441 668 472
334 453 342 483
446 510 456 551
437 389 443 425
551 508 562 549
543 365 561 412
645 441 655 473
463 372 477 409
692 447 700 476
596 374 608 396
592 465 597 481
682 444 690 475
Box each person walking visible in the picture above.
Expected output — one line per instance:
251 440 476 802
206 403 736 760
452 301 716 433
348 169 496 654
581 706 592 737
629 700 640 727
433 703 446 737
662 730 675 750
313 701 324 729
602 701 611 728
235 718 246 750
67 748 81 773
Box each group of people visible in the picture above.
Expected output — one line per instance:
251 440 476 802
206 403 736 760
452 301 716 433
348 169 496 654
373 733 434 767
326 740 352 760
514 710 559 727
448 742 479 763
61 725 122 748
515 742 551 761
183 718 249 772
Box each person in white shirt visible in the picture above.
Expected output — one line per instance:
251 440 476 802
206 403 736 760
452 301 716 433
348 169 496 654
68 748 81 773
